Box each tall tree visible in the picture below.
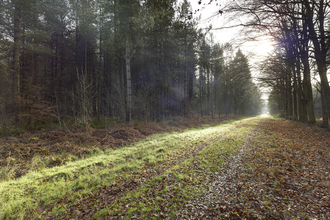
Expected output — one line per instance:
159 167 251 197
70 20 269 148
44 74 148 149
227 49 253 115
0 0 263 128
211 43 224 116
223 0 323 124
303 0 330 127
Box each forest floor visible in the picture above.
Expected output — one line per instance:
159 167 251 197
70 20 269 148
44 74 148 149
0 115 329 219
0 115 239 179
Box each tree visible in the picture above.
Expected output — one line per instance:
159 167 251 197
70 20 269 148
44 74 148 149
0 0 264 128
302 0 330 127
211 43 225 116
198 36 212 116
222 0 324 124
227 49 254 115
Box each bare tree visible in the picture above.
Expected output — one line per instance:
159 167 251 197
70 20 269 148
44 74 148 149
220 0 327 125
70 69 94 125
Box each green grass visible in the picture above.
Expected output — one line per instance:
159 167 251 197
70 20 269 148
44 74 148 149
95 117 260 218
0 117 261 219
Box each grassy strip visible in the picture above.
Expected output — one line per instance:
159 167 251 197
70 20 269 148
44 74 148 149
0 117 253 219
93 117 261 219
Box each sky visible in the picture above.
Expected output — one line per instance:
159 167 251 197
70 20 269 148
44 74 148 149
187 0 275 102
187 0 275 59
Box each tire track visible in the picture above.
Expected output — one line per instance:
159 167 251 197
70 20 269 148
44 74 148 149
41 118 260 219
176 118 262 219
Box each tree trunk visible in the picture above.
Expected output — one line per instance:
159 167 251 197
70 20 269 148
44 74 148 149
200 75 203 116
304 0 330 127
13 1 21 99
292 63 298 119
286 67 293 118
296 61 308 122
301 57 316 123
126 38 131 122
183 22 188 117
207 67 210 115
301 16 316 123
317 62 330 127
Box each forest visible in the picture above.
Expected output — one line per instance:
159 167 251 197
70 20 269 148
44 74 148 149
248 0 330 128
0 0 330 219
0 0 264 132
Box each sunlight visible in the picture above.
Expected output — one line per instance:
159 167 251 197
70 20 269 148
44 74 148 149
188 0 275 60
241 36 275 61
251 37 275 58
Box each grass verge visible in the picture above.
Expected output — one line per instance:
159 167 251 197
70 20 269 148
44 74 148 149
0 117 260 219
93 117 260 219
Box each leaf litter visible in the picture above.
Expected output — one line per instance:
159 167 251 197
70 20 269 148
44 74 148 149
178 117 329 219
38 119 255 219
1 116 330 219
0 115 237 175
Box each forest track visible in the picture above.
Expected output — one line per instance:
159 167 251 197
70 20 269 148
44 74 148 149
4 116 329 219
177 117 330 219
0 116 257 220
90 117 261 219
176 117 262 219
41 118 260 220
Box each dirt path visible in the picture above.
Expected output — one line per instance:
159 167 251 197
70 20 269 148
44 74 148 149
41 118 258 220
178 117 330 219
2 117 329 219
89 118 261 219
176 118 261 219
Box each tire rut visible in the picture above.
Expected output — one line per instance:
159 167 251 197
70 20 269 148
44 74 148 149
176 118 262 219
40 119 260 219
